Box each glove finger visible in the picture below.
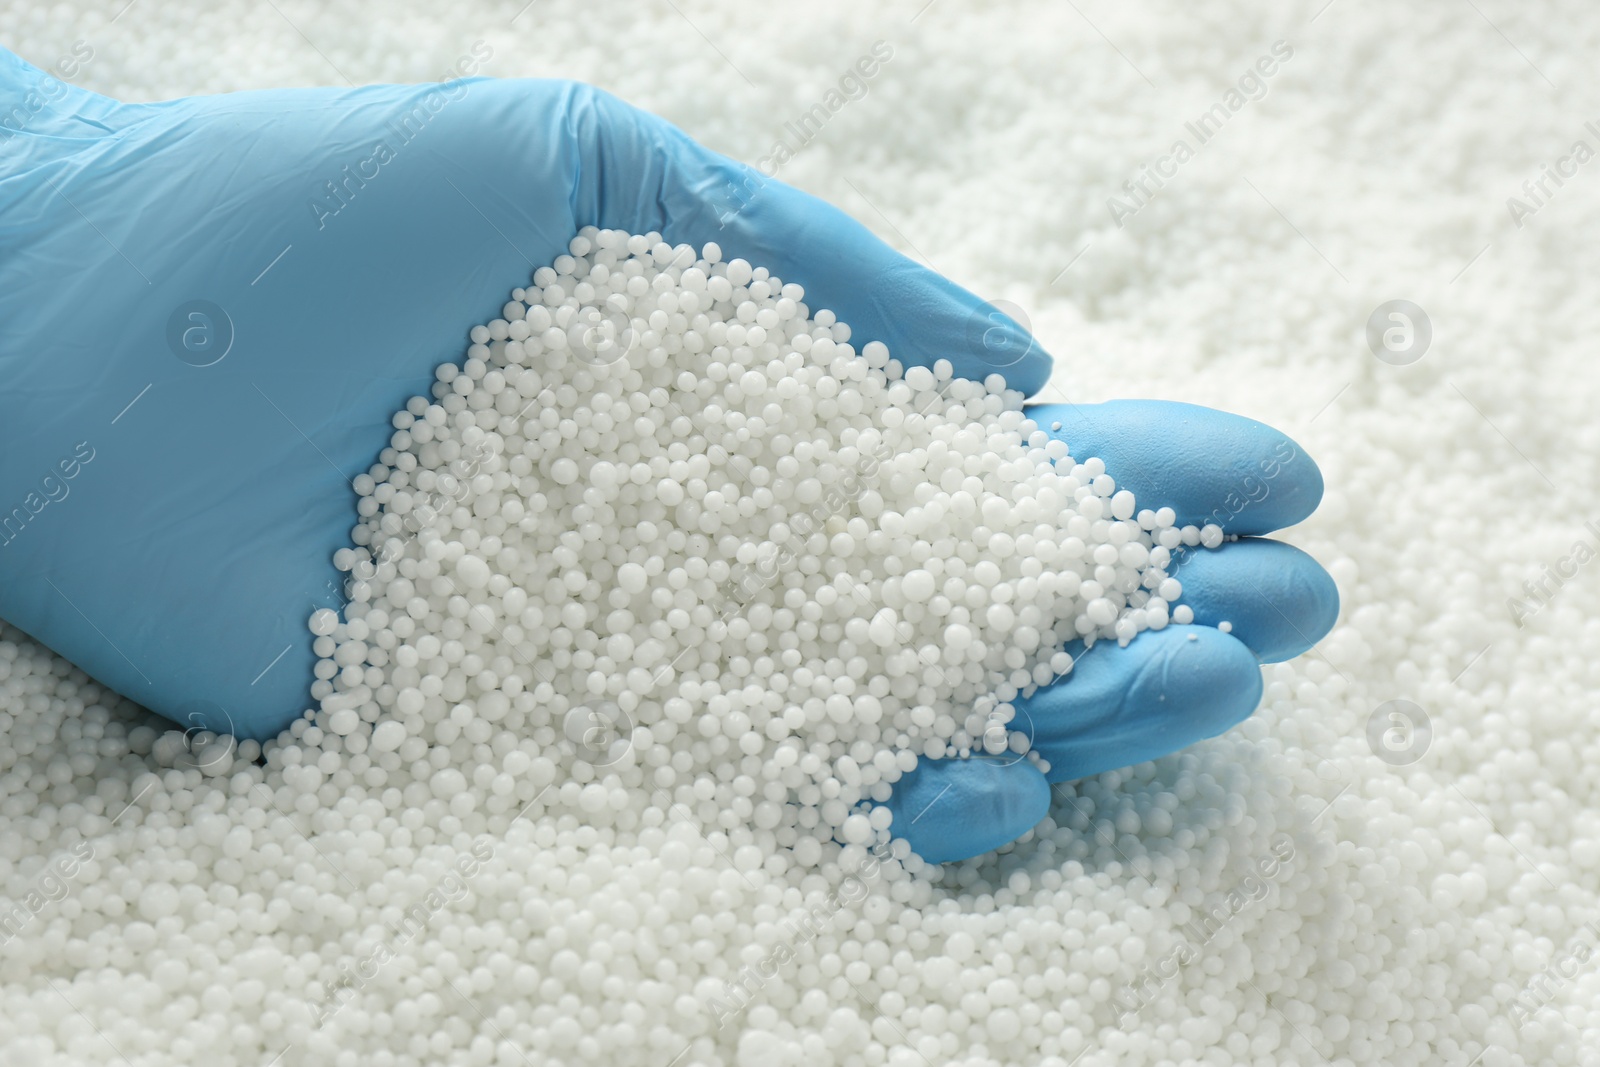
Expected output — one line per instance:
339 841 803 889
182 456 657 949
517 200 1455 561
1025 399 1323 534
564 84 1053 395
885 755 1051 865
1168 538 1339 663
1017 624 1262 784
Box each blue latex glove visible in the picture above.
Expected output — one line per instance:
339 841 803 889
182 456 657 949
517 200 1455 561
0 52 1336 866
0 51 1043 742
886 401 1339 863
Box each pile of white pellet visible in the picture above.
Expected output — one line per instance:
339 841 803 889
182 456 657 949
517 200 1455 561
307 226 1202 865
11 1 1600 1065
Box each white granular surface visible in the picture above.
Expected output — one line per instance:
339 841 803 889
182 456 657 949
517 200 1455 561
7 4 1600 1066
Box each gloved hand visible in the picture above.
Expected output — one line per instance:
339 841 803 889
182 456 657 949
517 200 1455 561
0 48 1045 734
0 50 1335 865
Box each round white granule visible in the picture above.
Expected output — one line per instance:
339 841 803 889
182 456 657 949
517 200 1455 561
455 553 491 589
370 720 407 752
